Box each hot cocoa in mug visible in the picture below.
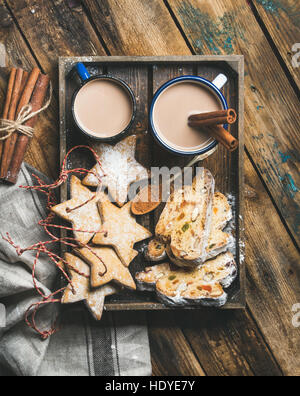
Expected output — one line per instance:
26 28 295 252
72 63 136 142
150 74 228 157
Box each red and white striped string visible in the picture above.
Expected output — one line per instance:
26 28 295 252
2 145 108 340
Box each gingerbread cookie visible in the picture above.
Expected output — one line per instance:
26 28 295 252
82 135 149 207
51 176 103 245
93 200 152 267
76 246 136 290
62 253 118 320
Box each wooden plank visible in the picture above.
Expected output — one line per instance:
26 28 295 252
58 42 279 384
167 0 300 247
165 1 300 374
5 0 107 177
0 0 57 178
71 3 300 373
149 313 206 376
8 0 298 375
252 0 300 88
180 156 300 376
61 58 280 375
59 55 244 64
179 309 282 376
83 0 190 55
83 0 188 55
58 59 208 378
7 0 106 84
59 55 245 309
243 154 300 376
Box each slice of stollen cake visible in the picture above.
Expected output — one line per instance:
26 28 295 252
156 169 215 267
136 252 237 307
205 192 234 261
165 193 234 266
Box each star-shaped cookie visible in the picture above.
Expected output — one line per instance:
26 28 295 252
93 200 152 267
76 246 137 290
82 135 149 207
51 176 103 245
62 253 118 320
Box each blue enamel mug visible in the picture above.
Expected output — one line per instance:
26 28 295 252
150 74 228 158
72 63 137 142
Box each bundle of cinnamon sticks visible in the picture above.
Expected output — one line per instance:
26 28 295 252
188 109 239 152
0 67 50 184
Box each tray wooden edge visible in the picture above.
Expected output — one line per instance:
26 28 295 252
104 301 246 311
58 58 68 254
237 56 246 309
58 55 246 311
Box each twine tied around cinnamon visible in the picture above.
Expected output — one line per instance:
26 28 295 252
0 83 52 141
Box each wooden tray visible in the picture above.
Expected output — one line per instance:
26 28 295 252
59 56 245 310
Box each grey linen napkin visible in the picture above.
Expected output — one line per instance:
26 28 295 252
0 164 151 376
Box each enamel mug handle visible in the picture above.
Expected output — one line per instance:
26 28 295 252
212 73 228 90
76 63 91 82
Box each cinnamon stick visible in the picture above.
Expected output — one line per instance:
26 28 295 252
188 109 237 127
206 125 239 152
19 71 29 103
6 73 50 184
0 71 28 178
1 68 40 180
0 68 24 178
2 68 17 119
0 68 17 162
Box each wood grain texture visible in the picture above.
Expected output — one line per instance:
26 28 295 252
179 309 282 376
167 0 300 247
244 154 300 376
149 313 206 376
83 0 190 55
252 0 300 88
5 0 107 177
165 0 300 375
57 4 296 374
78 0 300 374
2 0 299 376
149 142 300 375
7 0 106 85
0 0 57 178
59 55 245 309
0 1 33 69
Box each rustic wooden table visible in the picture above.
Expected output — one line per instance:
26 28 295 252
0 0 299 376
